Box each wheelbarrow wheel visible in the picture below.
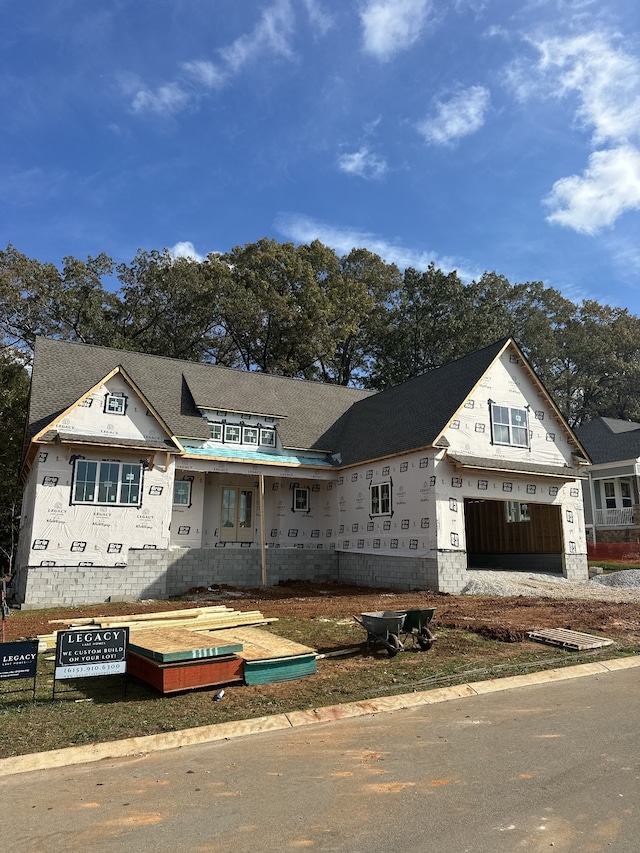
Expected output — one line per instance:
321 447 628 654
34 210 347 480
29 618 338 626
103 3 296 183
417 629 434 651
386 633 401 657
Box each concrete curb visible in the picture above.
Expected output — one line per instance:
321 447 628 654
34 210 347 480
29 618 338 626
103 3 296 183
1 655 639 778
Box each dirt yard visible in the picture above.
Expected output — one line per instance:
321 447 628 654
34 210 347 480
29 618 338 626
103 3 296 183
7 578 640 649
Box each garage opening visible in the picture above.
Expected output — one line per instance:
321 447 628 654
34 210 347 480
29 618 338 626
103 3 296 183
464 498 564 574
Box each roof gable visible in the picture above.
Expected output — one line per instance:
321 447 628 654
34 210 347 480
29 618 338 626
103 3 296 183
27 338 372 455
332 339 509 466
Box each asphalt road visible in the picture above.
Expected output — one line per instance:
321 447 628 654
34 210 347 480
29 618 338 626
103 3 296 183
3 666 639 853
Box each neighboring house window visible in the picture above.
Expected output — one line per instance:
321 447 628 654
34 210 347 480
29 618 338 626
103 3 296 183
209 423 223 441
72 460 142 506
243 426 259 445
260 428 276 447
104 393 127 415
173 480 192 506
293 487 309 512
370 482 391 516
603 479 633 509
603 480 616 509
506 501 530 523
491 404 529 447
224 424 241 443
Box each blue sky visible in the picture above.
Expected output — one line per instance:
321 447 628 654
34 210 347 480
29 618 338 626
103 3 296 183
2 0 640 312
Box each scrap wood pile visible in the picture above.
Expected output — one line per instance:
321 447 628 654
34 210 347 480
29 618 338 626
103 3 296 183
37 604 317 693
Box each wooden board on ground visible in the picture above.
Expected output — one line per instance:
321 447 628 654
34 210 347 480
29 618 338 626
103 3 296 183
208 626 317 685
128 627 243 663
527 628 613 650
207 627 316 660
127 651 243 694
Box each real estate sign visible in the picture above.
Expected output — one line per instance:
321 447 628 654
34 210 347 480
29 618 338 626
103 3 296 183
55 627 129 679
0 640 39 680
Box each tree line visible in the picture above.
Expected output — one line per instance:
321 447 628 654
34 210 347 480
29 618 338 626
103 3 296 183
2 237 640 570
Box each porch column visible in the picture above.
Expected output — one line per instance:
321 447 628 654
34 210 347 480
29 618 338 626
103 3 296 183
259 474 267 586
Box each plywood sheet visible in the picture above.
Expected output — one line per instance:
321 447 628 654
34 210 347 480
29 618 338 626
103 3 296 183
128 627 242 662
207 627 316 661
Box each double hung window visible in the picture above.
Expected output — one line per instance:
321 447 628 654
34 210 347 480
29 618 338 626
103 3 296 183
73 460 142 506
370 482 391 516
293 487 310 512
173 480 192 506
491 404 529 447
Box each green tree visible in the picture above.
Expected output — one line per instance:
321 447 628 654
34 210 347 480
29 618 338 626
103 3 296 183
219 238 335 377
113 249 236 363
0 350 30 574
0 244 116 355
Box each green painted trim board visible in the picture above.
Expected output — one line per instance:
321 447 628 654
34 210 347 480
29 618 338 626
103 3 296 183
243 654 317 685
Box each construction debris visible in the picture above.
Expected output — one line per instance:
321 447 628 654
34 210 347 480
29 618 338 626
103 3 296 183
526 627 614 650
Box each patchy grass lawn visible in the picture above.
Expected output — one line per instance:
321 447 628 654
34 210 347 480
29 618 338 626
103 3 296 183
1 604 638 760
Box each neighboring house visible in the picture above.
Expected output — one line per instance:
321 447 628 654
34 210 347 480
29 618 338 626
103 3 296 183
574 417 640 544
13 337 590 607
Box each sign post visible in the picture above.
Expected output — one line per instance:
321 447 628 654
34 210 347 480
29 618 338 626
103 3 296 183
53 627 129 699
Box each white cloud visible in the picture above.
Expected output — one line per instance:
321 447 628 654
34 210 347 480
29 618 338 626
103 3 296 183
509 31 640 234
303 0 334 36
360 0 432 62
221 0 295 73
181 60 226 90
128 0 297 117
417 85 490 146
544 146 640 234
275 212 480 280
535 33 640 146
169 241 205 261
338 146 387 179
131 82 191 116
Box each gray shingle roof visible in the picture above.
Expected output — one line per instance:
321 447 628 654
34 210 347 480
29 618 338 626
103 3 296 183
332 339 510 466
28 337 547 469
574 417 640 465
28 338 373 452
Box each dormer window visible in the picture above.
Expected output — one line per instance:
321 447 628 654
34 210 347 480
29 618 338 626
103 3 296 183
243 426 259 445
260 428 276 447
224 425 241 443
104 393 127 416
209 423 223 441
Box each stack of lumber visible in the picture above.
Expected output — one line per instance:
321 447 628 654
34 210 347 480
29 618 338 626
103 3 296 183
38 604 276 651
37 604 318 693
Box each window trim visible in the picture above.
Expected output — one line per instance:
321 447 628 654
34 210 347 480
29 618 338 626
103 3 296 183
490 403 529 448
104 393 127 416
243 426 259 445
224 424 241 443
260 428 276 447
209 422 223 442
292 487 310 513
370 482 392 517
173 479 192 507
71 458 143 507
